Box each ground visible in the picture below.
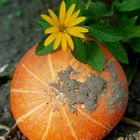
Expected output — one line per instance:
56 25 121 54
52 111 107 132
0 0 140 139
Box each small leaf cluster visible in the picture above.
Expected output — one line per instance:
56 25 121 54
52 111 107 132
36 0 140 80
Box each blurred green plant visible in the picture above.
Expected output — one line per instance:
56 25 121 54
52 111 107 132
37 0 140 83
15 10 22 18
0 0 10 6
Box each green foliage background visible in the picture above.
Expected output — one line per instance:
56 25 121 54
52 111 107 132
83 0 140 84
36 0 140 84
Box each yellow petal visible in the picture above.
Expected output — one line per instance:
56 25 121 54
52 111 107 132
65 33 74 50
59 1 66 24
45 27 59 34
67 28 85 38
61 33 67 52
41 14 56 26
44 33 57 46
53 32 62 50
65 10 80 26
67 17 86 27
48 9 60 26
67 26 89 33
64 4 75 25
70 10 80 22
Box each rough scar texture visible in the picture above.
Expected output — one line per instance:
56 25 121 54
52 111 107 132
50 66 107 113
106 61 127 113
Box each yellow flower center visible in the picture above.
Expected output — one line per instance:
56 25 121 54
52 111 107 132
59 24 67 33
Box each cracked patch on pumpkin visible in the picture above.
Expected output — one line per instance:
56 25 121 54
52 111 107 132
106 61 127 113
50 66 107 113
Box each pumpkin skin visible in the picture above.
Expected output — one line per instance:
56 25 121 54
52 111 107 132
10 40 128 140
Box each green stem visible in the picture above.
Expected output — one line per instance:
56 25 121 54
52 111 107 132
85 0 91 10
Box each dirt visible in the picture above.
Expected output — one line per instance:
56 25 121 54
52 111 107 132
0 0 140 139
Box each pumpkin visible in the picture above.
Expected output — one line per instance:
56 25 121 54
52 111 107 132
10 39 128 140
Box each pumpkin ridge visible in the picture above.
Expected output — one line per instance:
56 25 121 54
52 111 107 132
20 61 49 87
11 88 42 94
41 111 54 140
62 106 78 140
13 94 49 103
16 102 47 124
78 108 111 131
70 58 76 66
48 54 56 80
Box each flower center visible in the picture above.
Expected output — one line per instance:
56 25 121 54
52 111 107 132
59 24 66 33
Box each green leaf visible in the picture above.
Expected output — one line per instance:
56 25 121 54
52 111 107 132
37 18 51 30
86 41 106 72
121 26 140 39
104 42 129 64
124 66 137 85
130 38 140 53
118 16 140 39
72 38 87 63
117 0 140 12
119 16 138 28
89 23 124 42
0 0 10 6
87 1 114 20
36 36 54 55
65 0 84 14
72 38 105 72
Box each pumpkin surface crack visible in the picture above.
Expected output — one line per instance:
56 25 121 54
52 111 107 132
50 66 107 113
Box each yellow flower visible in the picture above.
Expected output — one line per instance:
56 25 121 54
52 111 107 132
41 1 89 52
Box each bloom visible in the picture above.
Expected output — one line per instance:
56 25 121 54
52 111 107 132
41 1 89 51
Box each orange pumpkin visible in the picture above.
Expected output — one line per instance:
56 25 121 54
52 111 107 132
10 39 128 140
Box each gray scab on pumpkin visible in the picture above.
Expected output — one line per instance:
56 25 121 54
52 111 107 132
106 61 127 113
50 66 107 113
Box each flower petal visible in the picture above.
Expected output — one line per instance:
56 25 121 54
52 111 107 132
67 17 86 27
48 9 60 26
67 28 85 38
61 33 67 52
41 14 56 26
64 4 75 25
53 32 62 50
70 10 80 22
59 1 66 24
45 27 59 34
44 33 57 46
65 33 74 50
67 26 89 33
65 9 80 26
